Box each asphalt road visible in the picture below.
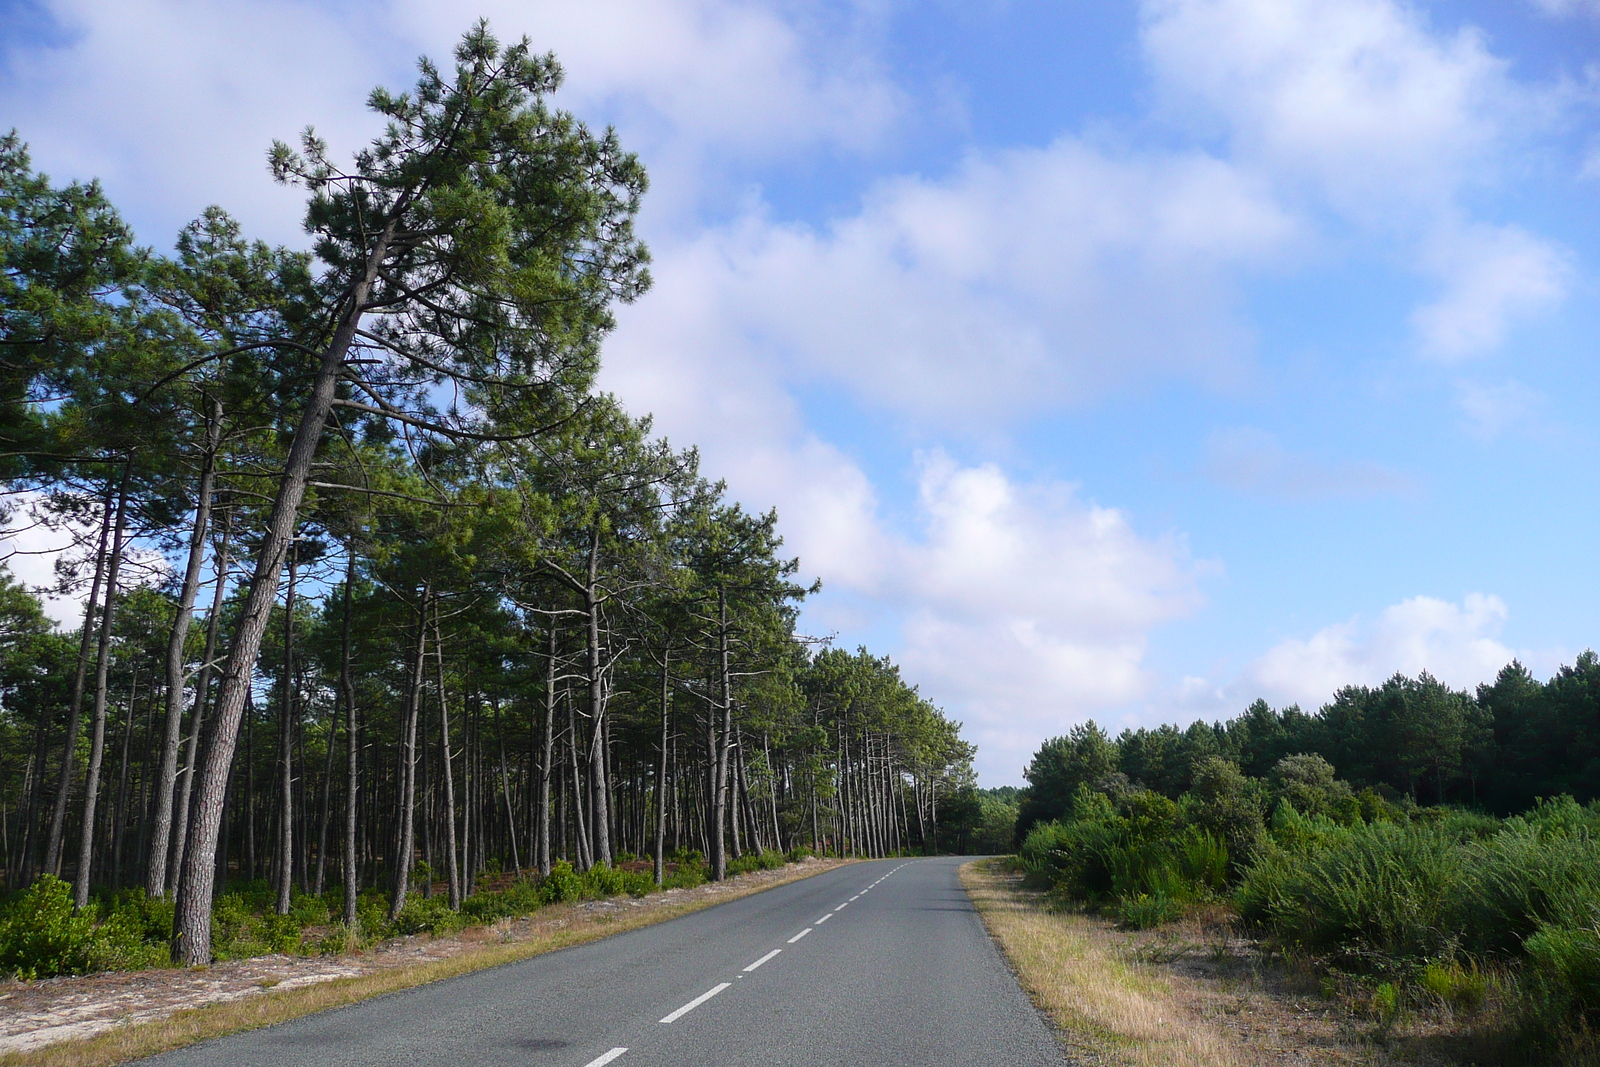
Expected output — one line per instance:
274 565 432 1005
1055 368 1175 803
143 856 1065 1067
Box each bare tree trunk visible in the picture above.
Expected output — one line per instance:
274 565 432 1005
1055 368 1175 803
568 696 591 871
74 468 132 907
583 527 612 867
147 400 221 897
492 698 520 875
653 651 670 886
711 587 734 880
169 505 232 892
275 549 297 915
44 478 114 877
537 625 556 877
172 218 395 965
433 608 461 910
388 589 430 922
339 549 359 927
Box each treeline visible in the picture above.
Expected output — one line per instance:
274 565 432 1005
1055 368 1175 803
1014 663 1600 1053
0 26 974 969
1017 661 1600 840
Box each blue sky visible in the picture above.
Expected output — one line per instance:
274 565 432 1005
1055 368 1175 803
4 0 1599 783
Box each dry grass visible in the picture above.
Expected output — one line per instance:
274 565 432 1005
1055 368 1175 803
961 859 1250 1067
1 860 849 1067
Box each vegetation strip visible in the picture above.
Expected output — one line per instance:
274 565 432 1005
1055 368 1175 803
0 860 847 1067
961 859 1246 1067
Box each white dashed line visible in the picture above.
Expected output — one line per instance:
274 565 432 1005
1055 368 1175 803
582 1049 628 1067
816 913 832 924
743 949 782 972
660 983 731 1023
835 902 849 911
788 928 813 943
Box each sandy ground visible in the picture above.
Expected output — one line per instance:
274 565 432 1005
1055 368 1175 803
0 858 849 1055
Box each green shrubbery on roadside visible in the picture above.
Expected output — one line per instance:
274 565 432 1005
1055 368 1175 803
0 847 804 980
1019 757 1600 1049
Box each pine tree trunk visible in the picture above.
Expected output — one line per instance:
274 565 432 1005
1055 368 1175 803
171 218 394 965
44 478 114 877
388 590 430 922
653 651 670 885
147 401 221 897
275 550 297 916
537 625 556 877
339 549 359 928
169 505 232 893
583 528 612 867
434 610 461 910
74 469 132 907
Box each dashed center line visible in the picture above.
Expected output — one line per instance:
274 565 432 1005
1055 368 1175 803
660 983 731 1024
743 949 782 972
816 913 832 924
581 1049 628 1067
788 928 813 943
835 902 849 911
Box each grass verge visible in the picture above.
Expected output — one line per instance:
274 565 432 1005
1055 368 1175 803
960 858 1247 1067
2 861 849 1067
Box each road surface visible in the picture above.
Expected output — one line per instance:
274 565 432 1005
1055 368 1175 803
142 856 1064 1067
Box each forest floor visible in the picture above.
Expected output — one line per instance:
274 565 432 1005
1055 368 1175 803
961 859 1518 1067
0 856 854 1066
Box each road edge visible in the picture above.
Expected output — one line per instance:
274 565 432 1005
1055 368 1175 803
1 860 858 1067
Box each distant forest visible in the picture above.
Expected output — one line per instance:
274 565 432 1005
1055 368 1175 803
1018 658 1600 840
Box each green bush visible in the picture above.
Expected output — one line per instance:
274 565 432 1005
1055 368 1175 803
393 895 465 937
0 876 167 978
1115 892 1184 930
662 857 707 889
1251 820 1461 962
581 861 653 899
1523 923 1600 1031
785 845 812 863
539 860 582 904
1454 827 1600 955
0 876 98 978
727 849 786 876
462 879 544 922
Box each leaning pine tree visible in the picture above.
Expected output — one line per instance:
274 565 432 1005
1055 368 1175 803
170 23 649 964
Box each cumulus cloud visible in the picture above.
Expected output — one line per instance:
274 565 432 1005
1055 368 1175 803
621 140 1296 427
893 453 1207 779
1201 427 1416 499
1245 593 1517 710
1412 223 1572 359
1143 0 1570 356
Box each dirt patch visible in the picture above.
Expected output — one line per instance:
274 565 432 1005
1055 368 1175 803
0 857 852 1059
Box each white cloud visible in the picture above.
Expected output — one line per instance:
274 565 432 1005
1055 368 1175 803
626 139 1296 427
894 453 1207 779
1201 426 1415 499
1412 223 1572 359
1245 593 1518 710
1143 0 1570 356
1528 0 1600 17
1455 377 1548 439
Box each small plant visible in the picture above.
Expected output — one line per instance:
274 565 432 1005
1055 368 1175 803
1115 892 1183 930
1421 959 1487 1012
539 860 582 904
1371 981 1400 1040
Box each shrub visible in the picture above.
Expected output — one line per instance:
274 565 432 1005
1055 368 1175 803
785 845 812 863
727 849 785 876
1523 923 1600 1032
0 876 97 979
581 861 653 899
393 895 465 937
462 879 544 922
1420 960 1488 1012
1116 892 1184 930
1253 820 1460 962
539 860 582 904
1454 828 1600 955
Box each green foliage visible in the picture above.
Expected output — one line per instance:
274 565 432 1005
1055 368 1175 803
581 861 654 898
538 860 583 904
1251 820 1462 962
785 845 812 863
461 879 545 922
1523 924 1600 1031
1115 892 1185 930
1420 960 1488 1011
393 895 466 937
726 849 786 876
0 876 166 979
